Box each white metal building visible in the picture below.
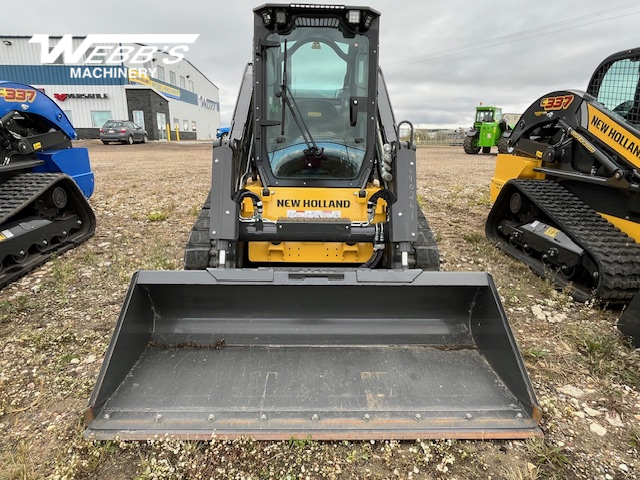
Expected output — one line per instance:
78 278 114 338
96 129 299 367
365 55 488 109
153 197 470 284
0 36 221 140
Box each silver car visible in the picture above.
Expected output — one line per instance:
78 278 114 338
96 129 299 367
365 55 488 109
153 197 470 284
100 120 148 145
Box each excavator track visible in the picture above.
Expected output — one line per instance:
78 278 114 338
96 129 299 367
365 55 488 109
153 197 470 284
184 190 440 270
487 179 640 303
0 172 96 289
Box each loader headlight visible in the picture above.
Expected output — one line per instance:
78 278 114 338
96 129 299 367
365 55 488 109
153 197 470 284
347 10 361 24
275 10 287 25
262 11 272 26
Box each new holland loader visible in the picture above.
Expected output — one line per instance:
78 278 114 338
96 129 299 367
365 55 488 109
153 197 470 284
85 4 540 440
486 47 640 345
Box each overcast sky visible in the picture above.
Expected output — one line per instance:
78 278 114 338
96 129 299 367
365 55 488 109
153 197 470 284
5 0 640 129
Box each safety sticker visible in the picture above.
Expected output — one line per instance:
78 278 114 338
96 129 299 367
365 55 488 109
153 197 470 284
544 227 560 238
287 210 341 219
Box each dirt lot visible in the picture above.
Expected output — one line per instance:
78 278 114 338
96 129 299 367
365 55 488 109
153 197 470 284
1 141 639 479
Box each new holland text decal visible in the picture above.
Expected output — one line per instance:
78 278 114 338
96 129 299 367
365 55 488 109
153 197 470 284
587 104 640 167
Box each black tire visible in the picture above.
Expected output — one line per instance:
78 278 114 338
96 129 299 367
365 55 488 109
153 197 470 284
497 137 510 154
124 135 133 145
142 134 148 144
482 146 491 154
101 140 109 145
463 135 480 154
221 132 229 139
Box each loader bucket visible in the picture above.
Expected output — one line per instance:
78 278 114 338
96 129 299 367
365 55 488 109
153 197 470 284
85 269 541 440
618 292 640 347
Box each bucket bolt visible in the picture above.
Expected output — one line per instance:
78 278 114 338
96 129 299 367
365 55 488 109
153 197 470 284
155 414 163 422
260 414 268 422
311 414 319 421
363 413 371 421
465 413 473 420
414 413 422 420
208 414 216 422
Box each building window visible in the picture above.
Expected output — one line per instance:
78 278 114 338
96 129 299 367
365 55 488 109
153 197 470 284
188 79 194 92
61 110 73 123
192 121 197 131
91 111 112 127
170 71 176 85
173 118 180 131
157 65 165 81
180 76 186 89
183 120 189 131
133 110 145 130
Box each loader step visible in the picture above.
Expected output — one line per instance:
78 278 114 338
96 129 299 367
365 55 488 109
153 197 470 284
486 180 640 302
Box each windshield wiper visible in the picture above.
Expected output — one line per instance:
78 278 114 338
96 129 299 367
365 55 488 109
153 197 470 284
279 40 324 159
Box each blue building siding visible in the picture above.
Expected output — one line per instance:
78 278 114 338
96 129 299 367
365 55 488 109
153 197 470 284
0 64 198 105
0 65 127 86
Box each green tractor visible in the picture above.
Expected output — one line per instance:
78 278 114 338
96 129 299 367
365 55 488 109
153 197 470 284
463 106 511 154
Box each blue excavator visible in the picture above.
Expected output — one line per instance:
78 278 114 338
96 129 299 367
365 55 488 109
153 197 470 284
0 81 96 289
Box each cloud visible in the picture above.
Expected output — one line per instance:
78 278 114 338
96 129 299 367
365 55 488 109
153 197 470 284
5 0 640 128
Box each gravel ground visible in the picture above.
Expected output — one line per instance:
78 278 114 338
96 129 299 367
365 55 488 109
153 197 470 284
0 141 639 479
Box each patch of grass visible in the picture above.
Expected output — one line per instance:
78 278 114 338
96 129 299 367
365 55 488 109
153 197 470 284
574 331 617 378
147 211 168 222
49 257 76 286
630 429 640 449
345 443 371 464
2 441 37 480
462 231 485 245
0 294 37 319
288 435 315 449
528 438 571 477
144 242 178 270
501 463 539 480
189 203 202 217
469 189 492 207
523 347 549 360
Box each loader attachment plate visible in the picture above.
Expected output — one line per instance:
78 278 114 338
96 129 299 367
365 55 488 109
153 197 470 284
85 269 541 440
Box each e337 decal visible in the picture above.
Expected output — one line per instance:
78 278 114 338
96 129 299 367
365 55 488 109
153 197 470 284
0 87 37 102
540 94 574 111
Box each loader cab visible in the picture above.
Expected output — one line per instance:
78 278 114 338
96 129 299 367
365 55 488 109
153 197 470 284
588 48 640 127
253 4 380 187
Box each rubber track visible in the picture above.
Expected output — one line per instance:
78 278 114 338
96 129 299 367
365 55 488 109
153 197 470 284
490 180 640 302
0 172 96 289
184 191 440 271
0 173 63 224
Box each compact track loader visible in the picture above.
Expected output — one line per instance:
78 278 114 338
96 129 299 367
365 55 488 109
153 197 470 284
486 48 640 344
86 4 540 440
0 81 95 289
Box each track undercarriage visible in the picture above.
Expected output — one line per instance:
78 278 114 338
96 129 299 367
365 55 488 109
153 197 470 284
487 180 640 303
0 172 96 289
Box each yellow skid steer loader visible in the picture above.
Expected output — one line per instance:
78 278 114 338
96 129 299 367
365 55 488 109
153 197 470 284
85 4 540 440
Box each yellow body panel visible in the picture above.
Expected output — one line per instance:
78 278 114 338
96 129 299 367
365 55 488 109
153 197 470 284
242 184 387 264
490 153 545 202
599 213 640 243
249 241 374 263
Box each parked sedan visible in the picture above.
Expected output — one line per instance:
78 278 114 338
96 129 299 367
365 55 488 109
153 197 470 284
100 120 148 145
